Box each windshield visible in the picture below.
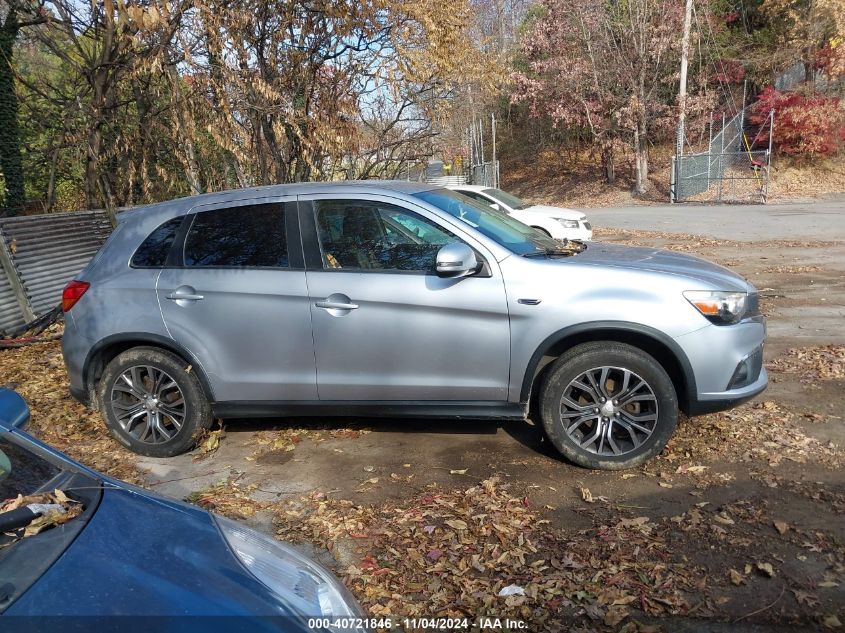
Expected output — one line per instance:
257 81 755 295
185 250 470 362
0 438 61 498
414 189 565 256
482 188 530 210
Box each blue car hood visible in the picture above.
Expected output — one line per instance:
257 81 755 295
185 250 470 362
5 488 292 619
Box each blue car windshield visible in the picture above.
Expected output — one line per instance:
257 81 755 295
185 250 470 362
0 433 100 612
414 189 563 256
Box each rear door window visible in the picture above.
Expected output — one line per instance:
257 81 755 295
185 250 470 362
184 204 288 268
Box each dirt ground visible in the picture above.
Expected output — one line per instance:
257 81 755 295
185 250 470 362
1 215 843 632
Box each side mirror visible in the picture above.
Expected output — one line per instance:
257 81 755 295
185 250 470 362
0 388 30 430
435 243 478 278
489 202 501 211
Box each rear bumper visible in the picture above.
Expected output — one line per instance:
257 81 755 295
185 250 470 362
69 384 91 407
61 318 92 407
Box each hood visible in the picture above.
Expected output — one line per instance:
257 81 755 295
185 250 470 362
572 242 752 291
523 204 585 220
8 489 292 620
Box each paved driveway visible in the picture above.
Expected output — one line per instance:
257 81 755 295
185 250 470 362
585 195 845 241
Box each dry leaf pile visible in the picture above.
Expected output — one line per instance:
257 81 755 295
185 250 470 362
248 426 371 461
660 401 843 471
274 477 701 630
767 346 845 384
1 489 82 541
0 340 141 483
184 475 269 519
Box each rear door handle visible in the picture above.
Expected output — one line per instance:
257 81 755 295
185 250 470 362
167 293 204 301
166 285 204 302
315 300 359 310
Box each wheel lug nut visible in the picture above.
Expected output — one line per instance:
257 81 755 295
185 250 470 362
600 397 606 403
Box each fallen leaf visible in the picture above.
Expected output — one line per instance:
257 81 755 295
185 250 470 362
773 520 789 535
445 519 468 530
729 568 745 585
823 614 842 629
756 562 775 577
603 604 629 626
449 469 468 475
579 486 594 503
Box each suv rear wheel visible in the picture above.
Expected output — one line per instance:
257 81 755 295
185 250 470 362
99 347 212 457
539 341 678 470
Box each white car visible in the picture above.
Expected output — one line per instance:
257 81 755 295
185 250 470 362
448 185 592 241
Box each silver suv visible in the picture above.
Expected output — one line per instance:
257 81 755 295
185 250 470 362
61 182 767 469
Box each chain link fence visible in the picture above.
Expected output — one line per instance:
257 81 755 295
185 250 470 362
671 108 773 203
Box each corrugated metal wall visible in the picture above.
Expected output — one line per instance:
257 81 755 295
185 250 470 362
0 211 113 333
0 271 21 333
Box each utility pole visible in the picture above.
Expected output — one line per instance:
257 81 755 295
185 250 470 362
673 0 694 202
491 113 497 188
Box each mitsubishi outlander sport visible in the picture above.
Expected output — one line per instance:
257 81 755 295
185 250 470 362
61 182 767 470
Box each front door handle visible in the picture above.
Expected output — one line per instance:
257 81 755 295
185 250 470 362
315 300 359 310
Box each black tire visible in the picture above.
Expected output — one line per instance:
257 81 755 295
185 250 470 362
539 341 677 470
532 226 552 237
99 346 212 457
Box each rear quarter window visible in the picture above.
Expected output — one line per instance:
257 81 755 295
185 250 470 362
131 217 184 268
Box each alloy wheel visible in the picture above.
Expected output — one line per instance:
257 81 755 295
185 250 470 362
558 365 659 457
109 365 186 444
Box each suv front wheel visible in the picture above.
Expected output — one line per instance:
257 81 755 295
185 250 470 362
99 347 213 457
539 342 678 470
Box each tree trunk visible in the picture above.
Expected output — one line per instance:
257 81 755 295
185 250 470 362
632 123 649 195
601 142 615 184
632 77 649 196
166 65 202 195
0 9 25 215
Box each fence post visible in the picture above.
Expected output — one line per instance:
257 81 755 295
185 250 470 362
764 109 775 203
717 112 726 202
670 156 677 203
0 226 36 323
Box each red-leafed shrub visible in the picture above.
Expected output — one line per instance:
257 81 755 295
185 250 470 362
712 59 745 84
750 86 845 157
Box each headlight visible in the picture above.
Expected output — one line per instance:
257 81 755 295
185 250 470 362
684 290 748 325
556 219 579 229
216 516 365 628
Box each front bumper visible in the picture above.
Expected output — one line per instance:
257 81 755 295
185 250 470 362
674 317 768 416
687 366 768 415
555 225 593 242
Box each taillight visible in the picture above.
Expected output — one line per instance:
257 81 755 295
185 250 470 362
62 280 90 312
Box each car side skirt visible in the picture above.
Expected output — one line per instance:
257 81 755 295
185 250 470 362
212 400 527 420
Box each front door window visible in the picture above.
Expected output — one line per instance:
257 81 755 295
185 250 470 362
313 200 458 272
